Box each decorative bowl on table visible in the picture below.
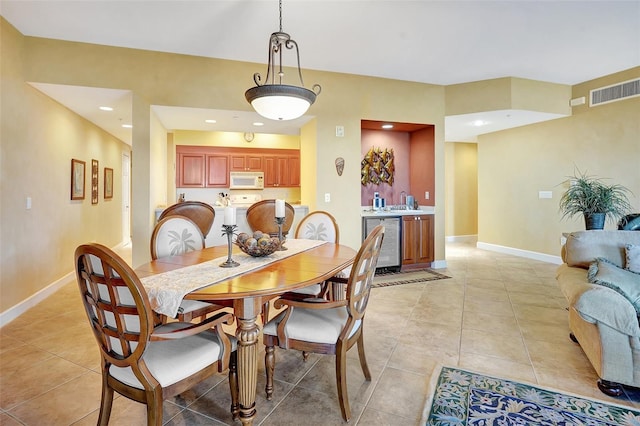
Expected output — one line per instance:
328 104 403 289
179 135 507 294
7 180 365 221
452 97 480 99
235 231 281 257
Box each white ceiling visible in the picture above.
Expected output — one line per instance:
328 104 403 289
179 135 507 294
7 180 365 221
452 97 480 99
5 0 640 143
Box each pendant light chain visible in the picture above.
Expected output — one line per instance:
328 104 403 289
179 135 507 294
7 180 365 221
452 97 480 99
244 0 321 121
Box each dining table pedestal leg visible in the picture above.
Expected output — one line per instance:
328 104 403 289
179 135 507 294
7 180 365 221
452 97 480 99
234 298 261 426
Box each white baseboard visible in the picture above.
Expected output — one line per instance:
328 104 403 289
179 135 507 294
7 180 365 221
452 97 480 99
430 259 448 269
445 235 478 243
476 241 563 265
0 241 130 328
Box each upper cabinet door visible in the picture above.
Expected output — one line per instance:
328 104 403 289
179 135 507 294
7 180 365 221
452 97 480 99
177 153 206 187
230 154 263 171
206 155 229 187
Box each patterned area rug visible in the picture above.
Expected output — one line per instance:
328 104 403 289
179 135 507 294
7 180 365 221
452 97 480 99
422 366 640 425
372 268 450 288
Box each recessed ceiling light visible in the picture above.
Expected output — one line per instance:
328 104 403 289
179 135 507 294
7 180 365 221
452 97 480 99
205 119 217 124
471 120 488 127
253 122 264 126
122 124 133 128
382 124 394 129
99 106 113 111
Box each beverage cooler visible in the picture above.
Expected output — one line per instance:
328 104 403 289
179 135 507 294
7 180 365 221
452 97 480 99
363 216 401 272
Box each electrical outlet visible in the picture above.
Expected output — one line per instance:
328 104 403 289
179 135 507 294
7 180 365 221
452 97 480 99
324 193 331 202
425 191 429 200
26 196 32 210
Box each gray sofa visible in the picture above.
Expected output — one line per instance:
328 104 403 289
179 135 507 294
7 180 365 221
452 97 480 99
556 230 640 396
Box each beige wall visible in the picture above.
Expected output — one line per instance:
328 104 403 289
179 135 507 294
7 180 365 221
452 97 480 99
478 68 640 257
444 142 478 237
1 20 129 314
446 77 571 116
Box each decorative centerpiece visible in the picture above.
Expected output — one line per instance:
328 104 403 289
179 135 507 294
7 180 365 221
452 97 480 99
236 231 281 257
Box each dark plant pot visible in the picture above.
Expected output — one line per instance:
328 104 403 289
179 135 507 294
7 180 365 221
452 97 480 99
584 213 606 230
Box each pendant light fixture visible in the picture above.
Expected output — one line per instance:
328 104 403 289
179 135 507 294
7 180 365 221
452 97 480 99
245 0 321 121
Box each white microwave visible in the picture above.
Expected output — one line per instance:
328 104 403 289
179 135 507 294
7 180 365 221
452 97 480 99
229 171 264 189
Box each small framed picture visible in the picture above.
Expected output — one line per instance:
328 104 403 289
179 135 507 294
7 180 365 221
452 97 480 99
104 167 113 199
91 159 99 204
71 159 86 200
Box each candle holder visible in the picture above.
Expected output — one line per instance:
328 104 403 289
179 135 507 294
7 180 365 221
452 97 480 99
275 217 287 251
220 224 239 268
276 217 289 251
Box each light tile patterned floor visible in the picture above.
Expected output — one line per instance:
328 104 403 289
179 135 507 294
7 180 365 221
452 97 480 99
1 241 639 425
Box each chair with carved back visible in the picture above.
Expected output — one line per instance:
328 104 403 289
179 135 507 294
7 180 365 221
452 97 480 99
158 201 215 240
245 199 295 238
75 243 239 426
262 224 385 422
151 216 229 322
286 210 349 300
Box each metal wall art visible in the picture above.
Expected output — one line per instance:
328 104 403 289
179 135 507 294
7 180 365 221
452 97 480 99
361 147 394 186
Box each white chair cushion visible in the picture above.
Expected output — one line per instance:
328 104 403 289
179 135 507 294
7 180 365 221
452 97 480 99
263 306 361 344
178 299 215 314
290 284 323 296
109 322 235 389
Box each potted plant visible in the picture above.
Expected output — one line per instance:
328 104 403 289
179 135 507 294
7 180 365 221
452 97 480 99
559 170 633 230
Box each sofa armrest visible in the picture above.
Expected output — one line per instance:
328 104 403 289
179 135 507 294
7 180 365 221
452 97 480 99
557 264 640 337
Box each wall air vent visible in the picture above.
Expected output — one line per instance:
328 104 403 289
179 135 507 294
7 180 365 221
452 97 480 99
589 78 640 107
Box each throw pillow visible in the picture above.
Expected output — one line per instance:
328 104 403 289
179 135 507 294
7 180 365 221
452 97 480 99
588 257 640 313
626 244 640 274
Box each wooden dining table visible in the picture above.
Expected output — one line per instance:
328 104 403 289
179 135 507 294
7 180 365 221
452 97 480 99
135 240 357 426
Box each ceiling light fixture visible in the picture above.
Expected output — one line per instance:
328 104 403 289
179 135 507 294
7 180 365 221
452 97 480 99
244 0 321 121
205 119 217 124
382 124 394 129
99 106 113 111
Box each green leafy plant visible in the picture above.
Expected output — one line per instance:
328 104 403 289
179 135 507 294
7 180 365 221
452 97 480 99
559 170 633 228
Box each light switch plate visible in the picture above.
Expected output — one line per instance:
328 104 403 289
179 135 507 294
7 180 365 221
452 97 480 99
335 126 344 137
324 193 331 202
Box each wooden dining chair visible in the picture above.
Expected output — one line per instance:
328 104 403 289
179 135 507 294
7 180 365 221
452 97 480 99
150 216 229 322
158 201 215 239
245 199 295 237
262 224 385 422
286 210 349 300
75 243 239 426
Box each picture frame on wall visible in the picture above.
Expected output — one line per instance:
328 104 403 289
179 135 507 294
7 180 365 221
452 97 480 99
104 167 113 199
71 159 86 200
91 159 99 204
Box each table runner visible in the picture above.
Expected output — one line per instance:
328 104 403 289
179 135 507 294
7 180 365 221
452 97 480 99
141 239 327 317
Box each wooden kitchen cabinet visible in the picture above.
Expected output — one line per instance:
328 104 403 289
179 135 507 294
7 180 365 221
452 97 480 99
177 153 206 187
205 154 229 187
264 153 300 187
229 153 263 171
177 148 229 188
402 214 434 267
176 146 298 188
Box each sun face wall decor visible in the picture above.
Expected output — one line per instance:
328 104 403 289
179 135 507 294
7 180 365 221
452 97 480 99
361 147 394 186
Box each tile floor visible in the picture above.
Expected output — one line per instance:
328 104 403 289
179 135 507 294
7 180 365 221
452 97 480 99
1 241 639 425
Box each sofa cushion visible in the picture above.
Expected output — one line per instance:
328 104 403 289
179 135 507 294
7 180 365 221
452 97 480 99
588 258 640 313
626 244 640 274
562 230 640 269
